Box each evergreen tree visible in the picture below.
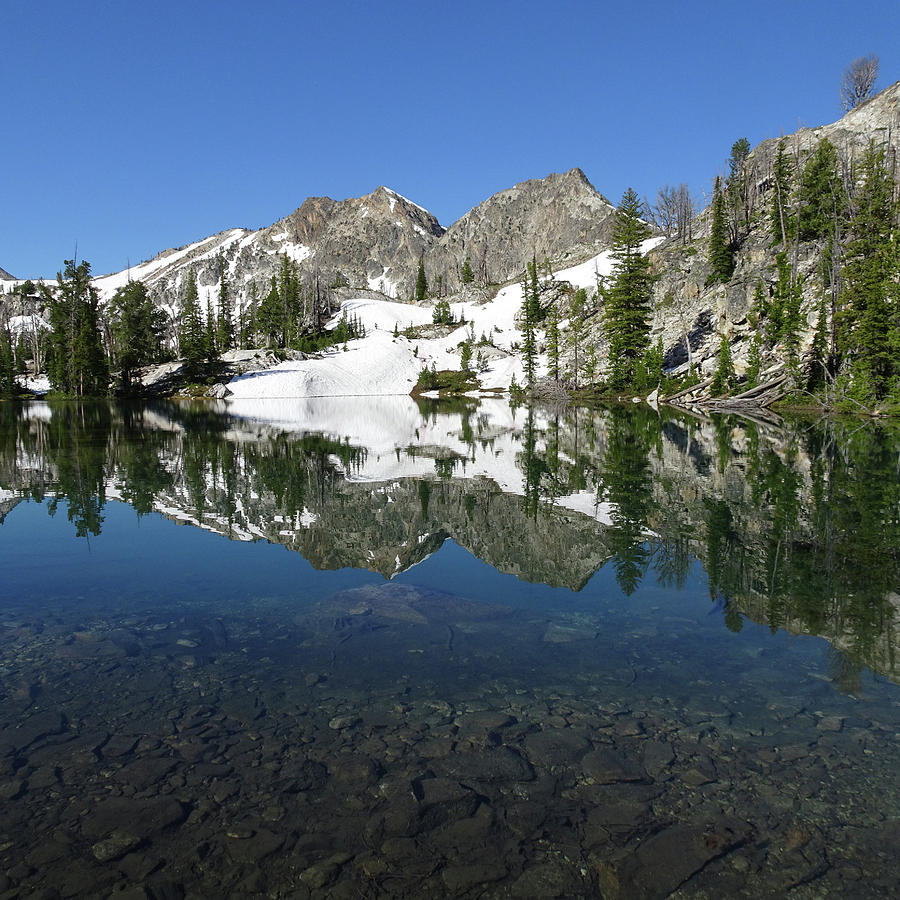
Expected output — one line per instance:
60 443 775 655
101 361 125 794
108 280 166 391
770 141 796 249
179 271 206 378
837 143 899 397
708 176 734 284
415 255 428 303
460 256 475 285
603 188 654 389
519 271 537 390
798 138 846 242
807 294 830 390
567 288 587 388
45 259 109 396
216 260 234 352
546 302 560 382
0 328 16 397
726 137 752 239
710 334 736 396
204 290 217 362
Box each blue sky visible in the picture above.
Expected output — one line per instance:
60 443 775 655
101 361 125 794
4 0 899 279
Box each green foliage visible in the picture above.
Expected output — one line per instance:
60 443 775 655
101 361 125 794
603 188 654 389
837 143 899 399
708 176 734 283
519 260 541 391
726 137 752 237
460 256 474 284
108 280 167 392
546 302 560 382
770 141 796 248
459 339 473 373
798 138 846 242
566 287 588 388
178 271 207 379
415 255 428 303
216 260 234 352
415 365 478 394
807 294 830 390
432 298 455 325
46 259 109 396
633 336 664 393
0 328 16 397
710 334 736 396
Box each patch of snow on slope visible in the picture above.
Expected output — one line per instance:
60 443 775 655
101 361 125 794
226 239 661 399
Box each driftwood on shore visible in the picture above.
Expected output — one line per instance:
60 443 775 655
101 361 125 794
661 366 790 411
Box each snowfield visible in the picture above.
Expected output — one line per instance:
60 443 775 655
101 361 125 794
226 239 661 400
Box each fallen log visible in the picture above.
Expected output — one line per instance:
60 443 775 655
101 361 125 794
662 375 714 402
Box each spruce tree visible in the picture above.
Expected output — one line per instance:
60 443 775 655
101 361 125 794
771 141 796 249
415 255 428 303
216 261 234 352
798 139 845 242
710 334 735 396
708 176 734 284
460 256 474 285
603 188 654 389
546 302 560 382
0 328 15 397
745 333 762 389
807 294 830 390
567 288 587 388
519 272 537 390
108 280 166 391
179 271 206 378
46 259 109 396
837 143 898 397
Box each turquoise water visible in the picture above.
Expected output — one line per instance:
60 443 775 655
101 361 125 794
0 399 897 898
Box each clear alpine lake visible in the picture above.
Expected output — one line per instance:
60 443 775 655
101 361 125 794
0 397 898 898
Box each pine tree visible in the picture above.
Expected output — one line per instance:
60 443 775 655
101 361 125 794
415 255 428 303
460 256 474 285
837 143 899 397
0 328 16 397
726 137 752 238
546 302 560 382
567 288 587 388
202 289 215 362
519 272 537 390
708 176 734 283
798 139 846 242
45 259 109 396
807 294 830 390
216 260 234 352
771 141 796 249
108 280 166 391
710 334 735 396
179 271 206 378
603 188 654 389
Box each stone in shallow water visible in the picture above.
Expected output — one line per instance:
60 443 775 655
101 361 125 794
92 830 140 862
522 728 591 769
581 748 644 784
82 797 187 843
616 818 751 900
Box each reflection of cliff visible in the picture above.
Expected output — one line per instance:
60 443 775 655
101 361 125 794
0 400 897 683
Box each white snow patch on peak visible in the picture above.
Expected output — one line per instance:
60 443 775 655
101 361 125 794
384 187 431 218
270 231 288 242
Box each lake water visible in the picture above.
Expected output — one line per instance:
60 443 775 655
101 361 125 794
0 397 898 898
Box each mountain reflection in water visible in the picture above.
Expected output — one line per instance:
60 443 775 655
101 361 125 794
0 397 898 898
